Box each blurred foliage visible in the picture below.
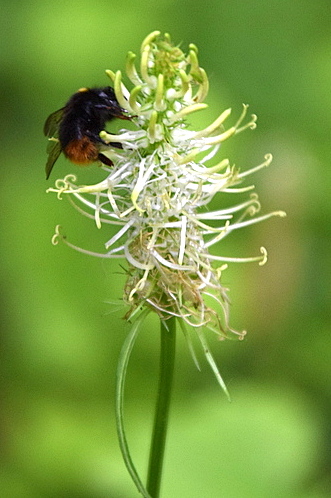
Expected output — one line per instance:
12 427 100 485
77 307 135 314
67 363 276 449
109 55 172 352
1 0 330 496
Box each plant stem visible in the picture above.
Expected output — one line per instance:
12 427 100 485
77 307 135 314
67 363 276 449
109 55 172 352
146 317 176 497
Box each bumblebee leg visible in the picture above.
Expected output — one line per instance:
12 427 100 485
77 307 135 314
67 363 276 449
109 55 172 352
98 153 114 166
108 141 123 149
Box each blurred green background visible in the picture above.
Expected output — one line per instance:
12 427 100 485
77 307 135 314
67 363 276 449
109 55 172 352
1 0 330 496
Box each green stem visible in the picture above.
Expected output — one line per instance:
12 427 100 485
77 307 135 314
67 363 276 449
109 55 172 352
146 317 176 497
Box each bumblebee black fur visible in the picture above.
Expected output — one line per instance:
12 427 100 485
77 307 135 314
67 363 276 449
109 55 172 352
44 86 131 179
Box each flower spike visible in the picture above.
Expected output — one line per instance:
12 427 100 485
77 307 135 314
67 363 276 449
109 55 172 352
48 32 285 391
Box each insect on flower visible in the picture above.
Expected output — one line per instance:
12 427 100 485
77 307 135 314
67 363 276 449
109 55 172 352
48 31 286 395
43 86 132 179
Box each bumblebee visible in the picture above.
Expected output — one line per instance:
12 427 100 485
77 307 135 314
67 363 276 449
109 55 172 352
44 86 131 179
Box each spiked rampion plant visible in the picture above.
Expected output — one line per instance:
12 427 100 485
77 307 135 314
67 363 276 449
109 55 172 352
48 31 285 497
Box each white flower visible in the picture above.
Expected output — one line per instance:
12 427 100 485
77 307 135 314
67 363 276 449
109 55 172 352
48 31 285 389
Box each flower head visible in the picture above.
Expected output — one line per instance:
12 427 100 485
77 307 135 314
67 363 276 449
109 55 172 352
48 31 285 389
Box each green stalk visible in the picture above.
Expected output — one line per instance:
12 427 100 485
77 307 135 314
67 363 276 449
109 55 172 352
146 316 176 497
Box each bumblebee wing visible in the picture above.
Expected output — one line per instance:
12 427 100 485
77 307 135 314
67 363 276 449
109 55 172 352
45 140 62 180
43 108 64 137
44 108 64 179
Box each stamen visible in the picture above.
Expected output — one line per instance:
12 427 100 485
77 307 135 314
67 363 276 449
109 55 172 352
192 68 209 103
154 74 166 111
238 154 273 178
169 103 208 122
129 86 142 113
126 51 143 86
192 108 232 139
114 71 133 112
